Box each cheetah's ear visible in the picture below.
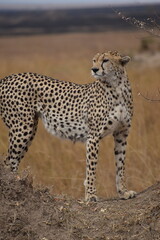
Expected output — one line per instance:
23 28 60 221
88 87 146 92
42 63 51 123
119 56 131 66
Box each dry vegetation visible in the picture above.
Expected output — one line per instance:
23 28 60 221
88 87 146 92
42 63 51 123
0 31 160 200
1 162 160 240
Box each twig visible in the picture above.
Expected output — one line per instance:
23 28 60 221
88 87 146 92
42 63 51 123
113 8 160 38
138 92 160 102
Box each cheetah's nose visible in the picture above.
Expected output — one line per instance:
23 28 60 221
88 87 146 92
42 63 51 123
92 68 99 73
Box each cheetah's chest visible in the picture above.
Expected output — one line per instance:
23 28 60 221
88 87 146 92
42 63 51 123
101 103 131 138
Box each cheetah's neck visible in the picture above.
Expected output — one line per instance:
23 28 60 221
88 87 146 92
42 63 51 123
98 70 129 90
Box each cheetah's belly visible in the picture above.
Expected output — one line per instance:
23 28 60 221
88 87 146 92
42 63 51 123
41 114 88 142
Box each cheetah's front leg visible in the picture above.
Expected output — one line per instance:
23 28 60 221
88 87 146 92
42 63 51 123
114 130 136 199
84 137 99 202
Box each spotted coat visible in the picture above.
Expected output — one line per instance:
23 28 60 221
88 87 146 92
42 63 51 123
0 51 136 201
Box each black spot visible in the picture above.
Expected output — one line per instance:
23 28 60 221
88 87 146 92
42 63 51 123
115 150 119 155
116 139 122 143
108 120 112 125
91 152 96 158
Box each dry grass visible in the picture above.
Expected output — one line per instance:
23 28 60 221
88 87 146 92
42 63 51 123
0 31 160 199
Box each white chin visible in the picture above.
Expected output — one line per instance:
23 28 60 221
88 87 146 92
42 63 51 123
94 75 104 80
92 73 102 79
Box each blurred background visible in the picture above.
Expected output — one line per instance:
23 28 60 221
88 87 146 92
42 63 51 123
0 0 160 199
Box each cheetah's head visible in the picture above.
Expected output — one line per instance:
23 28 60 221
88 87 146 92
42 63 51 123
91 51 130 82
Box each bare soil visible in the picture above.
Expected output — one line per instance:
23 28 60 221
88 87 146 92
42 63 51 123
0 161 160 240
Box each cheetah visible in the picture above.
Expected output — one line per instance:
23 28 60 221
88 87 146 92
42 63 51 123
0 51 136 202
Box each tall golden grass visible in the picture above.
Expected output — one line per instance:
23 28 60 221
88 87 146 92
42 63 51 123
0 31 160 199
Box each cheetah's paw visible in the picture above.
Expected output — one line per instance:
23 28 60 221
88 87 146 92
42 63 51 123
120 190 137 200
85 193 98 203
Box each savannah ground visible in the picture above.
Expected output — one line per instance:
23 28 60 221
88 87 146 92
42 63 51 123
0 31 160 239
0 162 160 240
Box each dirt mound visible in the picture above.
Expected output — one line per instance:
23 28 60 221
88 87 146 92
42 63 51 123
0 162 160 240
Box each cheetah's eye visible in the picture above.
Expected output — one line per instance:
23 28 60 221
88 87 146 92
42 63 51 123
103 59 109 63
93 59 96 63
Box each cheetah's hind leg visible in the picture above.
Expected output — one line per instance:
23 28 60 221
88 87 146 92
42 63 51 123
4 117 38 172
